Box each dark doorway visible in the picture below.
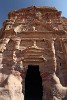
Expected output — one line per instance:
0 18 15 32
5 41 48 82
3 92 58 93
25 65 43 100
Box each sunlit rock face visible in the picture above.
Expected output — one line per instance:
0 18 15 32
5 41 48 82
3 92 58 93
0 72 24 100
0 6 67 100
7 73 24 100
50 73 67 100
14 24 23 33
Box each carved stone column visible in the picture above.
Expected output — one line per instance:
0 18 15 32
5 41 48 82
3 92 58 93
51 39 57 72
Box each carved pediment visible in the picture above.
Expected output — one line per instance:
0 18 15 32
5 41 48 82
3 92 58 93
17 47 46 61
22 46 44 54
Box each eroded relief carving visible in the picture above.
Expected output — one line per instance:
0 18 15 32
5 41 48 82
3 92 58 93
0 6 67 100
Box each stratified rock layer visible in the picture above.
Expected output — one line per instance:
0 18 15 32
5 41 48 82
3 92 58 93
0 6 67 100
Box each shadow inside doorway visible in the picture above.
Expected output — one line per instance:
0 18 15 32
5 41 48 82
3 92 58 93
25 65 43 100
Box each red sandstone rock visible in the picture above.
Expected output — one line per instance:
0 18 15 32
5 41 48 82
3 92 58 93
0 6 67 100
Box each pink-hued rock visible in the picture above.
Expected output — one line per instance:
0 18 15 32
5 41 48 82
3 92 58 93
0 6 67 100
8 73 24 100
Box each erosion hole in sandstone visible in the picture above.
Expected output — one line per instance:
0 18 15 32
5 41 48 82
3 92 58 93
24 65 43 100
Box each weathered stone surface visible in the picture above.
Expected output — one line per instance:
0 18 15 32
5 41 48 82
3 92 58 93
7 71 24 100
0 6 67 100
0 88 10 100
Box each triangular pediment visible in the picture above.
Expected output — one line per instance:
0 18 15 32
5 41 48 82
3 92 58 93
22 46 44 53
